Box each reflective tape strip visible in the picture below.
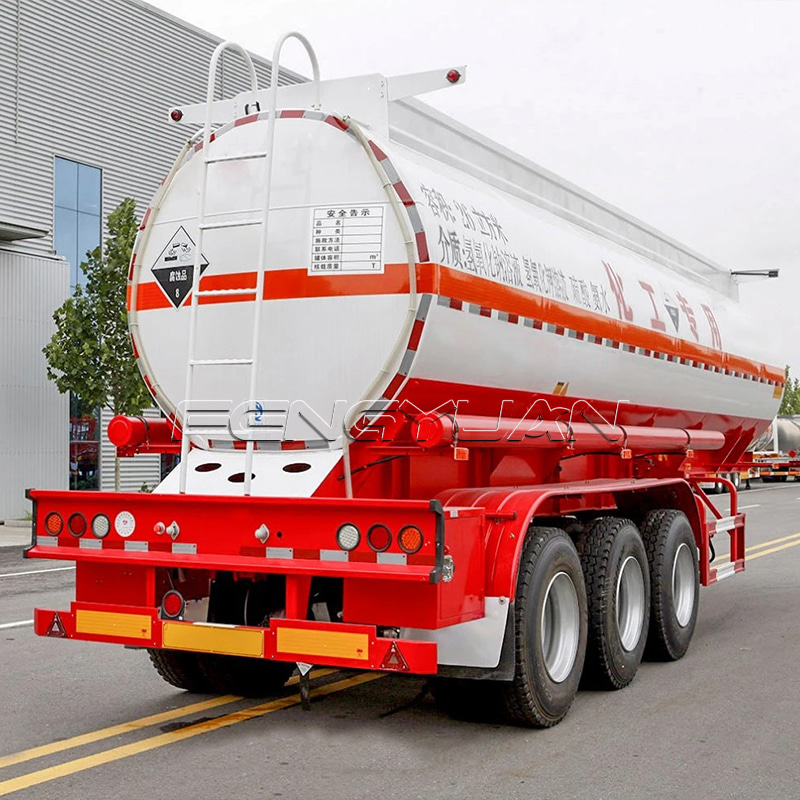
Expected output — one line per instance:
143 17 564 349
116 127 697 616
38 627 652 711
715 516 736 534
76 610 152 640
714 561 737 582
436 296 770 383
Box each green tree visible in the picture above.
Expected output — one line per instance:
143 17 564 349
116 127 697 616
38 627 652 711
43 198 151 490
779 366 800 415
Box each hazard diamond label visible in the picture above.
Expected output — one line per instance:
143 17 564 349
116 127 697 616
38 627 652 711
46 612 68 638
380 640 409 671
151 226 209 308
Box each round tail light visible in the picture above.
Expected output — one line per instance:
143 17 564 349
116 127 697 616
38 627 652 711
398 525 423 554
91 514 110 538
367 524 392 552
336 523 360 551
68 513 87 537
44 512 63 536
161 590 185 620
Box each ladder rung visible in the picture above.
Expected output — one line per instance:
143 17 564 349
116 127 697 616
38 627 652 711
199 218 261 230
196 288 256 297
205 152 268 164
190 358 253 366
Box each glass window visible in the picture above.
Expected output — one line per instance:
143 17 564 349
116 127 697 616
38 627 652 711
77 211 101 269
54 158 78 210
77 164 101 215
54 157 102 289
69 395 100 491
54 205 78 286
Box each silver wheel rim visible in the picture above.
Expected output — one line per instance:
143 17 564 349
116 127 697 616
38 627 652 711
540 571 581 683
672 543 696 627
616 555 646 652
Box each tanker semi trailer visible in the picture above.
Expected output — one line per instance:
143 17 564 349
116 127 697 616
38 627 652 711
25 35 783 727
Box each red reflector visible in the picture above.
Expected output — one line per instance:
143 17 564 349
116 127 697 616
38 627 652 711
367 524 392 552
44 512 63 536
161 590 185 619
170 108 183 121
446 69 461 84
46 612 68 638
68 512 87 537
380 640 409 671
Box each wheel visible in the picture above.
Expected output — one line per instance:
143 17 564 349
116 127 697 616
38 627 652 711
578 517 650 689
730 471 741 491
198 654 295 697
641 509 699 661
147 648 215 693
500 527 588 727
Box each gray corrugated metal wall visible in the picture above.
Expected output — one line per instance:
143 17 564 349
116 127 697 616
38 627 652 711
0 248 69 519
0 0 301 503
0 0 299 254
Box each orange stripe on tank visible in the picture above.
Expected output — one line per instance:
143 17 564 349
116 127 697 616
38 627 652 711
130 262 783 384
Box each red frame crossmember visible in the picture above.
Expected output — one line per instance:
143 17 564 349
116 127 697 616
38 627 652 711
25 490 446 583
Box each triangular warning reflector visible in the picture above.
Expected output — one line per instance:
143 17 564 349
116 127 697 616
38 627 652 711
46 612 67 638
380 640 409 671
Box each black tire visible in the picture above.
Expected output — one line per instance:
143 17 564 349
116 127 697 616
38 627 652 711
501 527 587 727
730 472 741 491
147 648 215 693
578 517 650 690
199 654 295 697
641 509 699 661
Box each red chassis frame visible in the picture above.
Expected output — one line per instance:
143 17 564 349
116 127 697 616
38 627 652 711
25 469 743 675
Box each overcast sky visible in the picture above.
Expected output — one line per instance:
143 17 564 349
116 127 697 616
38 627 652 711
149 0 800 371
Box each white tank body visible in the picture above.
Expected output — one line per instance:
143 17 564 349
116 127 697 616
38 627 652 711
129 73 783 458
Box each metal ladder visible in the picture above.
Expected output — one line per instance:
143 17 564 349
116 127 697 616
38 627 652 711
178 35 321 497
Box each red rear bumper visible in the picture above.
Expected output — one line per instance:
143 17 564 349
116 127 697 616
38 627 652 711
34 604 438 673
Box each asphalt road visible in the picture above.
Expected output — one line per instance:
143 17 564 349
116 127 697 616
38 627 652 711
1 482 799 799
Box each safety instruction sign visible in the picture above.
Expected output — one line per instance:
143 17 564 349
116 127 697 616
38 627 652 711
309 205 384 275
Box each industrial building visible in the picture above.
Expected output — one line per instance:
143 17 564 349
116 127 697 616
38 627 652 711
0 0 296 518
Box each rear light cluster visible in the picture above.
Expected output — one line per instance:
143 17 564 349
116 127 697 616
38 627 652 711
42 511 110 539
335 523 423 554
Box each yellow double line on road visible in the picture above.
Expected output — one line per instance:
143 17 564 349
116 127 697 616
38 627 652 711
0 670 382 797
716 530 800 565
